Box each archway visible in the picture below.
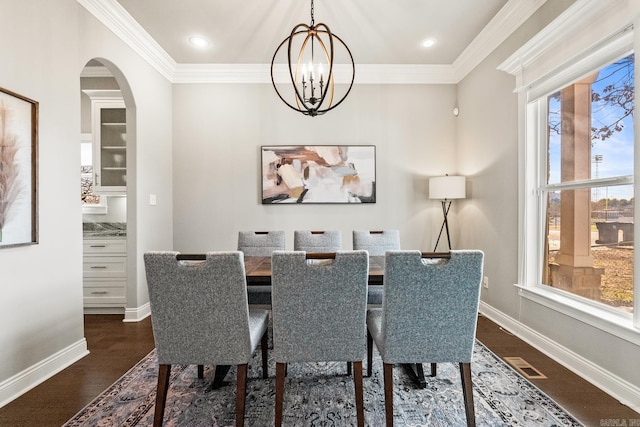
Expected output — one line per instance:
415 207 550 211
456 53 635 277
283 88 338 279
80 59 137 319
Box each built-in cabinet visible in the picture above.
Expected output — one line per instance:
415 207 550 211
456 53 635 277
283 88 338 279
83 237 127 309
82 90 126 195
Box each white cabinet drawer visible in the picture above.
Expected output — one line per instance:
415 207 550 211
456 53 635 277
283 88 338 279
83 237 127 308
83 284 126 304
83 239 126 254
83 257 127 278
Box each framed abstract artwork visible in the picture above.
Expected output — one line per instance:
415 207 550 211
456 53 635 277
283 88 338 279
261 145 376 204
0 87 38 248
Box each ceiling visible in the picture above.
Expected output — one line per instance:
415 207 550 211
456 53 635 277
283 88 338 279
114 0 508 65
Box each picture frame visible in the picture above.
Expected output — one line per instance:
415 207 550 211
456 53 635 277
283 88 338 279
0 87 38 248
261 145 376 204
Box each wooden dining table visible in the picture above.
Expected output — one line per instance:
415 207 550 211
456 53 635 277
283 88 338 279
243 255 386 286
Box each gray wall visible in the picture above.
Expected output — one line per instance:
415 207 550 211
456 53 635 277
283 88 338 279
0 0 85 388
172 83 459 252
0 0 174 405
457 0 640 404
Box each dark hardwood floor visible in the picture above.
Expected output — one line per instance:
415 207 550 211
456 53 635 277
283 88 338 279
0 314 637 426
0 315 155 427
475 314 639 426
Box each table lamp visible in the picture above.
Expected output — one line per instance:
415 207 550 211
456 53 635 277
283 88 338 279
429 175 466 251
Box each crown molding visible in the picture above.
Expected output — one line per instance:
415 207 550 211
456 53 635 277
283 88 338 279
78 0 545 84
172 63 457 85
353 64 457 85
453 0 547 81
81 89 123 100
498 0 630 76
78 0 176 81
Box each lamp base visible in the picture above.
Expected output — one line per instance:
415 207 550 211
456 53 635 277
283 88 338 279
433 200 452 251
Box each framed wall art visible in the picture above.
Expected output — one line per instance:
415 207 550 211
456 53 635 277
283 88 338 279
0 87 38 248
261 145 376 204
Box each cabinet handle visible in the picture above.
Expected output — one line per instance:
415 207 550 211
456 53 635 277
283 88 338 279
90 291 108 295
89 245 107 248
90 266 108 269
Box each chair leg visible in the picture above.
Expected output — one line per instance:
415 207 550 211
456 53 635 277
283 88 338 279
197 365 204 379
261 330 269 379
154 364 171 427
347 361 352 376
236 364 248 427
383 363 394 427
367 329 373 377
353 361 365 427
430 363 437 377
275 362 286 427
459 362 476 427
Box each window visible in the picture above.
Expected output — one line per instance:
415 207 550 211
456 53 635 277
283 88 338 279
542 55 634 315
497 1 640 348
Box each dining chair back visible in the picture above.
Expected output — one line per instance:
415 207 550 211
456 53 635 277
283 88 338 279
271 250 369 427
238 231 286 305
293 230 342 252
144 251 269 427
366 250 484 426
237 230 285 256
352 230 401 256
352 230 401 304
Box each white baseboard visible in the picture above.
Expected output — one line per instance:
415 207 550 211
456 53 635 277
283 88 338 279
83 307 125 315
123 302 150 322
479 301 640 413
0 339 89 408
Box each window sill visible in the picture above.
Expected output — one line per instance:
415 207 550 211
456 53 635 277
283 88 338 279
515 284 640 346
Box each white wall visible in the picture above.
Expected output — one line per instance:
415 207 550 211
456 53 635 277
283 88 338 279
0 0 173 405
172 83 458 252
0 0 86 403
457 0 640 409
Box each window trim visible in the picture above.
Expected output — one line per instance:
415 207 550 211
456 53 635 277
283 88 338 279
516 284 640 345
499 0 640 337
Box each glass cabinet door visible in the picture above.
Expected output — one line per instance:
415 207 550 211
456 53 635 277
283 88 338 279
97 106 126 191
83 90 127 195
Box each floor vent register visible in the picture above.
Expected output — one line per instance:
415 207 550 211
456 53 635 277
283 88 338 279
503 357 547 379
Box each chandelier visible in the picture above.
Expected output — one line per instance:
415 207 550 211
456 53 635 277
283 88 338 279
270 0 355 117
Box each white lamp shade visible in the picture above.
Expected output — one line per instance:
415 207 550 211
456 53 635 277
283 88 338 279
429 175 466 200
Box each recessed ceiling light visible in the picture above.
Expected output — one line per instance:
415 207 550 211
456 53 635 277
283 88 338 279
189 36 210 48
421 38 438 48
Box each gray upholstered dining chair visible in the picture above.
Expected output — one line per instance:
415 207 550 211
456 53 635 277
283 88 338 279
352 229 401 256
271 250 369 427
237 230 285 256
293 230 342 252
238 230 286 305
353 230 401 305
366 250 484 427
144 251 269 427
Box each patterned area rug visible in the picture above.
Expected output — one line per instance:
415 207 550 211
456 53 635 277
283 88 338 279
64 340 582 427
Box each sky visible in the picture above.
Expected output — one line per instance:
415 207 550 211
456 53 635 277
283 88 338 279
547 54 634 201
